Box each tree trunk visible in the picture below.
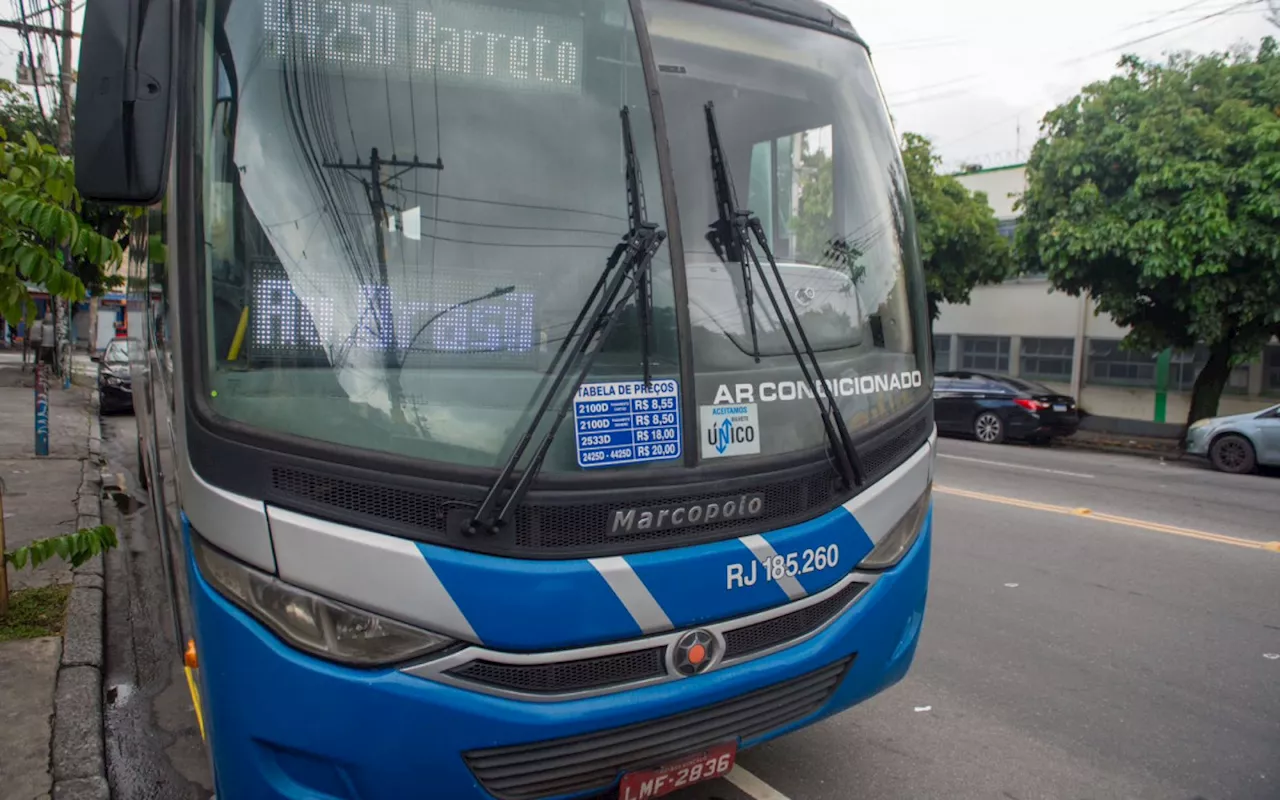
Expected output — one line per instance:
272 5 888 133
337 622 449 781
1184 342 1232 432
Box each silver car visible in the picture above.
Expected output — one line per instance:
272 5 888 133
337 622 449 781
1184 403 1280 474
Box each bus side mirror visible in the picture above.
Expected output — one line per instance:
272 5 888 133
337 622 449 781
73 0 174 205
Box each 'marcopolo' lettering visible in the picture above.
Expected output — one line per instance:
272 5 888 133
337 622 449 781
610 495 765 535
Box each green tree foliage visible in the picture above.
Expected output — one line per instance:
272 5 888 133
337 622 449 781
0 81 130 301
900 133 1014 323
0 79 56 145
5 525 118 571
793 147 834 260
1017 39 1280 427
0 127 122 323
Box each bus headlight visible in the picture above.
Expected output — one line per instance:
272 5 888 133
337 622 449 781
857 485 931 570
193 535 455 666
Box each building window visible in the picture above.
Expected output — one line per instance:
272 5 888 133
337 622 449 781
933 334 952 371
996 218 1017 247
1168 348 1206 392
959 336 1010 372
1087 340 1157 387
1266 346 1280 395
1020 337 1073 380
1087 341 1240 391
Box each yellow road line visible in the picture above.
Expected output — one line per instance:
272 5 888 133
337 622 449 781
935 485 1280 553
184 665 206 741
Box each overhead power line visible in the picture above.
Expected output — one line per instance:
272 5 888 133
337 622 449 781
0 17 77 36
1060 0 1263 65
885 0 1264 108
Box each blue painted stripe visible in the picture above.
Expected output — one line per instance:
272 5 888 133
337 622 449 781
626 506 875 629
419 544 641 651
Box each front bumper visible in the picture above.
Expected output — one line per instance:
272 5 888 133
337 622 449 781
99 382 132 410
1184 425 1212 456
189 511 933 800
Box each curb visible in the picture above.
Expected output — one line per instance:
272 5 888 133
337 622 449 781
1056 438 1184 462
51 390 108 800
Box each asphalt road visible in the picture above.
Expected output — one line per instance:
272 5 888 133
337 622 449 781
98 416 1280 800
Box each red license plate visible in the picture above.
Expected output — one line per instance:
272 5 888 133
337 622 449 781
618 742 737 799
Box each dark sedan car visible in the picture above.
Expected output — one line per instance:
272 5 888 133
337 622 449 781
934 371 1079 444
97 339 133 414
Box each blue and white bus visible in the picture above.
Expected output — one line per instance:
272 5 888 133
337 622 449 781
79 0 936 796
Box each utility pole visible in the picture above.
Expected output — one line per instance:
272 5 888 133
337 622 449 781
54 0 74 384
324 148 441 425
56 0 72 153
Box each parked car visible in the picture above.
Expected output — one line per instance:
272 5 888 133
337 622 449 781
1184 403 1280 474
933 371 1079 444
97 339 133 414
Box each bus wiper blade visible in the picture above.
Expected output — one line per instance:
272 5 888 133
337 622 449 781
704 103 760 363
621 105 655 386
467 226 665 535
467 107 666 535
703 102 864 489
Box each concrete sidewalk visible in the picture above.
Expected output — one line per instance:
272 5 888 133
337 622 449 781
0 357 108 800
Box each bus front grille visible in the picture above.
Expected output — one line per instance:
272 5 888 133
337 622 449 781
447 647 666 695
461 657 853 800
722 580 869 660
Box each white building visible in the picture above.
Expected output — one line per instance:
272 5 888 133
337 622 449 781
932 163 1280 429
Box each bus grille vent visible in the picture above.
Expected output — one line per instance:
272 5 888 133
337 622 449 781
448 648 666 695
861 417 928 480
723 581 869 660
462 657 853 800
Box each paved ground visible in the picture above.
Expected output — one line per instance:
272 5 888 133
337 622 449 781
99 418 1280 800
0 356 94 800
0 637 61 800
99 415 212 800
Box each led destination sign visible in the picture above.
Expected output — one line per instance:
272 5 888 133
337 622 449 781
262 0 584 92
250 267 536 356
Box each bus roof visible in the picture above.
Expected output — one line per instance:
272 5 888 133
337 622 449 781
689 0 865 46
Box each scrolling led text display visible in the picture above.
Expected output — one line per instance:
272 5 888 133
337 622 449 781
250 266 537 358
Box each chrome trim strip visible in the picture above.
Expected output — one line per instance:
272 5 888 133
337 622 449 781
841 439 932 545
179 459 276 572
738 534 807 601
589 556 674 634
268 506 478 642
402 571 876 702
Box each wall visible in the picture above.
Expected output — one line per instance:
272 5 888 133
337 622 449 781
936 278 1080 337
955 165 1027 219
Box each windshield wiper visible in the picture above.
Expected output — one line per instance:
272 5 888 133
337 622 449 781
622 106 656 386
703 102 864 489
467 107 667 535
704 107 760 363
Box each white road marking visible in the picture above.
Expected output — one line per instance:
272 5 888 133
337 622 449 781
938 453 1095 479
724 764 792 800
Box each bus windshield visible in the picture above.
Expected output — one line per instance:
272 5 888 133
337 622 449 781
643 0 929 457
197 0 928 472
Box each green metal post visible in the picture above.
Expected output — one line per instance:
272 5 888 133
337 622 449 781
1153 347 1172 423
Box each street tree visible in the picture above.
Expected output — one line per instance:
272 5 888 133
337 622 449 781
0 126 122 326
791 132 1013 331
899 133 1014 323
0 81 129 301
1017 39 1280 428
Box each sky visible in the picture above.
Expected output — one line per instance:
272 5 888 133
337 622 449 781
842 0 1275 171
0 0 1272 173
